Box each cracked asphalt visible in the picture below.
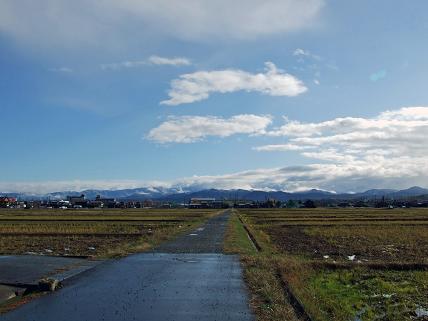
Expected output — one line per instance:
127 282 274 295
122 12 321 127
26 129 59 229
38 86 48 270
1 210 254 321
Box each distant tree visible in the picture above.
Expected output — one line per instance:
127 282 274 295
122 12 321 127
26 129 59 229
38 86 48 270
264 198 279 208
375 196 388 208
286 200 297 208
354 200 367 208
303 199 316 208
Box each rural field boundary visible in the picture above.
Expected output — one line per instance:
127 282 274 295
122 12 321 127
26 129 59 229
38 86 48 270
234 212 315 321
236 214 261 252
275 269 314 321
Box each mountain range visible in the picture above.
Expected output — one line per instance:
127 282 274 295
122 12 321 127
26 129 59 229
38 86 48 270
2 186 428 202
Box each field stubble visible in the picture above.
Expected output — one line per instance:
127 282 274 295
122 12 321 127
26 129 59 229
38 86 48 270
228 208 428 321
0 208 218 258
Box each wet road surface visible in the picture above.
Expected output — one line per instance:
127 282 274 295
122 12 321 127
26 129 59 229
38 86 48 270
154 210 229 253
1 210 254 321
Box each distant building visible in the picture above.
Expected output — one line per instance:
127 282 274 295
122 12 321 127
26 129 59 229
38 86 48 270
143 200 154 208
94 195 116 208
0 196 17 207
236 202 254 208
26 200 42 209
95 195 115 203
67 194 87 207
189 198 216 208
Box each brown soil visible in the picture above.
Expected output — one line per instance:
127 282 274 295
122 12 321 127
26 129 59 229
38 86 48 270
266 225 428 264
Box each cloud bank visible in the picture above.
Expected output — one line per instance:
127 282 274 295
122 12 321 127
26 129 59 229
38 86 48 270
146 106 428 192
254 107 428 190
147 114 272 143
2 162 427 195
0 0 324 50
261 107 428 156
161 62 307 105
3 107 427 194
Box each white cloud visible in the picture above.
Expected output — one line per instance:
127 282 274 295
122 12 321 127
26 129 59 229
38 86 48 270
265 107 428 148
253 107 428 191
147 55 191 66
293 48 308 56
161 62 307 105
253 143 310 151
0 1 324 50
131 0 325 41
101 61 147 71
176 163 428 193
147 114 272 143
101 55 191 70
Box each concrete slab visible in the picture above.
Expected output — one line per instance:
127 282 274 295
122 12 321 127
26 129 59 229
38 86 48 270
0 255 102 286
0 285 24 304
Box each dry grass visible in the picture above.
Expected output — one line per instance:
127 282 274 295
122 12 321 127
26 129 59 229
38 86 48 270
224 210 303 321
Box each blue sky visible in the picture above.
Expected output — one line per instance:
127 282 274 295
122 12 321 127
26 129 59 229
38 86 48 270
1 0 428 193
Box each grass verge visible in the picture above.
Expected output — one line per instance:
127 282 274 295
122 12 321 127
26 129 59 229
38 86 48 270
224 210 303 321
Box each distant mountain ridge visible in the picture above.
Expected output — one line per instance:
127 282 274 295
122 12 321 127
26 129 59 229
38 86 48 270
2 186 428 202
152 187 428 202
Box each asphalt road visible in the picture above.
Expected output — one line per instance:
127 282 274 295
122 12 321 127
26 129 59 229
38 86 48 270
1 210 254 321
154 210 229 253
